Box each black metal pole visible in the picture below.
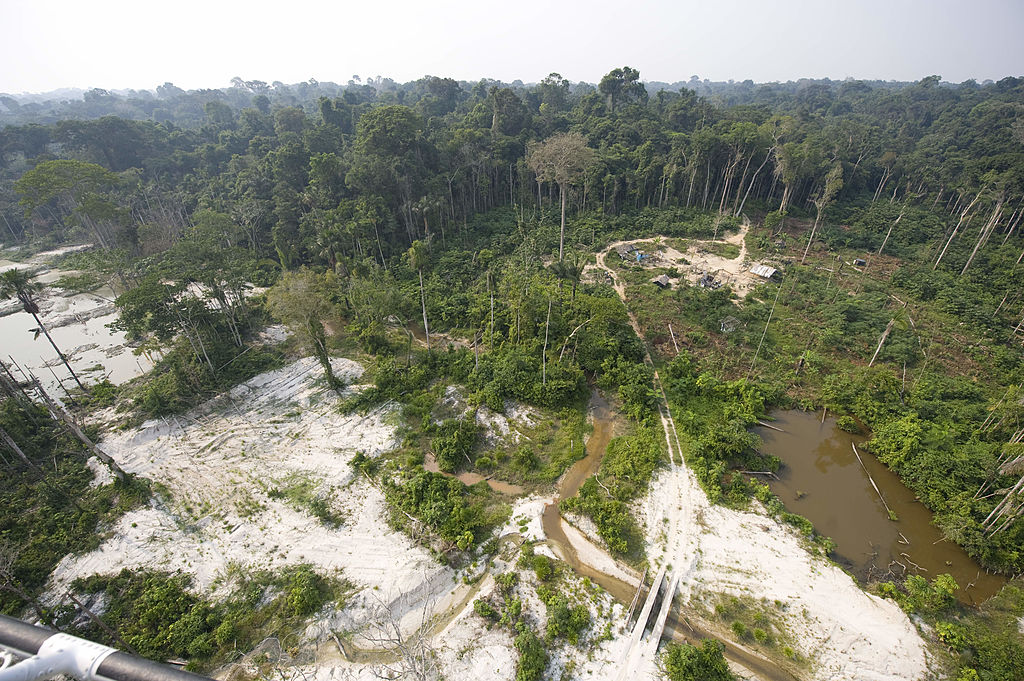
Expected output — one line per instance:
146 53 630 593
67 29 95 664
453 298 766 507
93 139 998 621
0 615 212 681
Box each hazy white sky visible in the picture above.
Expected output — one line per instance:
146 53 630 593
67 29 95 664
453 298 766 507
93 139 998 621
2 0 1022 93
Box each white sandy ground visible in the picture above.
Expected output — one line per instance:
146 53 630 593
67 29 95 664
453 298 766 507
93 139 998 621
638 431 932 681
47 357 459 640
585 218 775 300
50 350 930 681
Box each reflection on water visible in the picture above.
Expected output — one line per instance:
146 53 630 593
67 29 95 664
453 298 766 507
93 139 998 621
0 262 151 397
756 410 1006 604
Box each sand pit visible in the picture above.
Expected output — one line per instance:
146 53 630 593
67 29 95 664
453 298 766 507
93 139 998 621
47 357 456 637
638 436 931 680
43 343 929 679
589 228 931 680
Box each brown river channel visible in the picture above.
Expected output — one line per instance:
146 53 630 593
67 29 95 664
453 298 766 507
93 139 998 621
541 391 799 681
342 397 988 680
755 410 1006 605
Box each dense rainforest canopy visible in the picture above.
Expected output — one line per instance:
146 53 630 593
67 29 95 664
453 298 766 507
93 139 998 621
2 68 1024 680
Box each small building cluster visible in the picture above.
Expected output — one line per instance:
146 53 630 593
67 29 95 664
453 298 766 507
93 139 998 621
616 243 651 263
698 272 721 289
616 243 638 260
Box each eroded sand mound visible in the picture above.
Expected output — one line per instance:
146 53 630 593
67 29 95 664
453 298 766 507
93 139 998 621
48 357 453 634
642 451 930 681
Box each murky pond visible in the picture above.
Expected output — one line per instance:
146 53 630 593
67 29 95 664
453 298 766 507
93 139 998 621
756 410 1006 604
0 257 152 396
424 450 524 495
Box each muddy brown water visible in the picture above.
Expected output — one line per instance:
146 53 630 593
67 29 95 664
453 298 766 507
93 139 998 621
542 391 798 681
423 451 525 495
756 410 1007 604
542 390 632 605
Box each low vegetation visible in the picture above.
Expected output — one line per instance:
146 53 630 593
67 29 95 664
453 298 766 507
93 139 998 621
661 639 735 681
879 576 1024 680
0 398 148 617
4 66 1024 680
69 565 349 670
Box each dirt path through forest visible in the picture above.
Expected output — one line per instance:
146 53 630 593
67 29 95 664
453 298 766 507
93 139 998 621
591 233 930 681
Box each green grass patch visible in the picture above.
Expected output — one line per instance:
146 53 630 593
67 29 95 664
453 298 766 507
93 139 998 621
266 473 345 527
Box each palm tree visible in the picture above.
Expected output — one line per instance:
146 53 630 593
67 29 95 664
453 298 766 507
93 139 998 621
549 252 586 301
0 268 87 392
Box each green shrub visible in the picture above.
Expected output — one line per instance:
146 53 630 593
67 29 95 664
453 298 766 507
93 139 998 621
662 639 735 681
513 626 548 681
473 599 499 621
383 471 489 551
836 415 861 433
285 565 328 616
432 418 478 472
532 554 553 582
543 594 590 645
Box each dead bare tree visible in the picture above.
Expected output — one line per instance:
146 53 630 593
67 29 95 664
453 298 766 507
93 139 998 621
801 163 843 265
869 305 909 367
975 429 1024 535
362 595 441 681
934 188 984 270
877 204 906 257
28 373 126 481
748 274 784 375
0 539 47 621
982 472 1024 536
961 193 1006 275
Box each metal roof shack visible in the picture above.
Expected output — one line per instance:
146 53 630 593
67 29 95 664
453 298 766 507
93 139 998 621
698 272 720 288
720 315 741 334
750 264 778 279
651 274 671 288
615 244 637 260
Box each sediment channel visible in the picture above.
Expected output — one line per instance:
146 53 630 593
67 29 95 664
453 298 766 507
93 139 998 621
542 390 799 681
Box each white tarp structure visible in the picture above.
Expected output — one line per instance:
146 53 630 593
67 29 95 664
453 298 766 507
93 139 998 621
750 264 777 278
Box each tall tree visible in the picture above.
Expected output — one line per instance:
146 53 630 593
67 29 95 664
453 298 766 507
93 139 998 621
801 162 844 265
527 133 597 261
14 159 122 248
598 66 647 113
408 240 431 351
267 268 343 389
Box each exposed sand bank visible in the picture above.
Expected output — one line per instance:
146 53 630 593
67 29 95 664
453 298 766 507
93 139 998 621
48 357 453 638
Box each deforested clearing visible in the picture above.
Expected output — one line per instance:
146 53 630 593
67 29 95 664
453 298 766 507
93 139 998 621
48 358 454 634
5 65 1024 681
643 465 929 681
43 355 926 681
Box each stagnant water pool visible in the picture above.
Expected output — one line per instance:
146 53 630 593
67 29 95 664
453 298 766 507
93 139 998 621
0 258 152 397
755 410 1006 604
